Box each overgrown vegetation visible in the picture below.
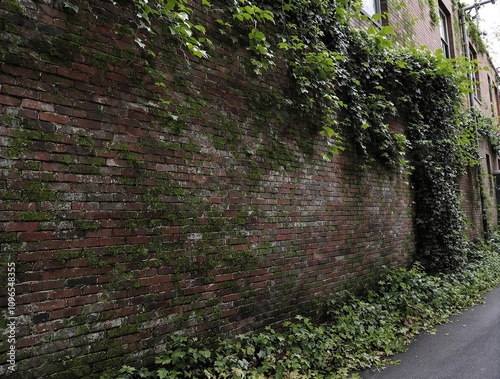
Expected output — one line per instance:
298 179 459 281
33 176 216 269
106 238 500 379
51 0 495 273
122 0 493 273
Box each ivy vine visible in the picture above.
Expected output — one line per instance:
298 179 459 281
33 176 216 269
132 0 213 58
62 0 487 272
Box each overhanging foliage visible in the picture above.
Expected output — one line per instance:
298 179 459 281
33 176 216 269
124 0 486 272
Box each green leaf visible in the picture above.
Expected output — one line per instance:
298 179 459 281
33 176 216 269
380 25 394 36
396 60 406 68
194 24 206 33
165 0 176 11
244 5 255 15
177 12 189 21
249 29 265 41
63 1 79 13
156 368 170 379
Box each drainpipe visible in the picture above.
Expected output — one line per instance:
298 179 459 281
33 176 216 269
458 0 496 238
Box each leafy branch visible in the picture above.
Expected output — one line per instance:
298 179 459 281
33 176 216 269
133 0 212 58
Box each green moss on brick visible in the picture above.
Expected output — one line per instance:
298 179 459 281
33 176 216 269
55 250 82 263
0 230 17 243
18 210 54 221
74 219 100 232
90 50 123 69
3 0 23 14
6 124 61 158
75 135 96 148
107 324 140 338
4 180 56 202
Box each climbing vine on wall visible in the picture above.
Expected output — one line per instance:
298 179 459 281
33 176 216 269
63 0 482 272
389 50 472 272
132 0 212 58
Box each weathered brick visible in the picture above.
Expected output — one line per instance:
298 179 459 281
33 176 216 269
6 221 39 231
0 94 21 106
66 276 98 287
0 0 495 377
18 231 54 242
33 299 66 312
39 112 69 124
20 99 54 111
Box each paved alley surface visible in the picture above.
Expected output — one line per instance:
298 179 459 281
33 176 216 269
359 285 500 379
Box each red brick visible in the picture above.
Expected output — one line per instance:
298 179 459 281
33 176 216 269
18 251 54 261
215 274 234 282
18 231 55 242
72 117 103 129
3 85 38 100
38 4 67 19
72 62 98 76
0 73 16 85
33 320 65 334
21 99 54 111
49 288 82 299
6 221 39 231
39 112 69 124
18 108 39 120
16 335 42 349
0 94 21 106
57 66 89 82
34 300 66 312
0 0 495 377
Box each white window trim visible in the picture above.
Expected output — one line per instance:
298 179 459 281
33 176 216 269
362 0 381 20
439 10 450 58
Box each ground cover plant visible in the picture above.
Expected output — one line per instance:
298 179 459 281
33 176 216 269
107 236 500 379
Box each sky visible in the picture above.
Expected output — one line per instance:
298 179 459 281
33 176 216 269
463 0 500 68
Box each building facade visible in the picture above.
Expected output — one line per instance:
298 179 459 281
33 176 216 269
363 0 500 237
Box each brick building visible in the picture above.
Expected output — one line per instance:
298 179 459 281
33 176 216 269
363 0 500 237
0 0 498 377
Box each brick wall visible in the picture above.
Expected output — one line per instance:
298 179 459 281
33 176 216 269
0 0 483 377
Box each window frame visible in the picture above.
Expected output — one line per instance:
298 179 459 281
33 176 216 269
439 9 450 58
469 45 482 102
362 0 381 19
488 75 493 116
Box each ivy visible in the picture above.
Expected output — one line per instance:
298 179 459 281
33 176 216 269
132 0 213 58
467 20 488 55
476 113 500 151
72 0 489 272
427 0 438 25
224 0 276 74
384 49 474 273
218 1 484 272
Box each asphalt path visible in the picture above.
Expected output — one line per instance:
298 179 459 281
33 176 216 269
359 284 500 379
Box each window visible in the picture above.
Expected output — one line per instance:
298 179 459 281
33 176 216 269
488 75 495 117
494 85 500 120
469 46 481 101
362 0 381 18
439 10 450 58
486 154 493 195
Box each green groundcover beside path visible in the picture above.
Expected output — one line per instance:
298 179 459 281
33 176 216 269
105 236 500 379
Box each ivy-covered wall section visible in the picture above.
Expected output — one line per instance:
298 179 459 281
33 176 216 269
0 0 494 377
